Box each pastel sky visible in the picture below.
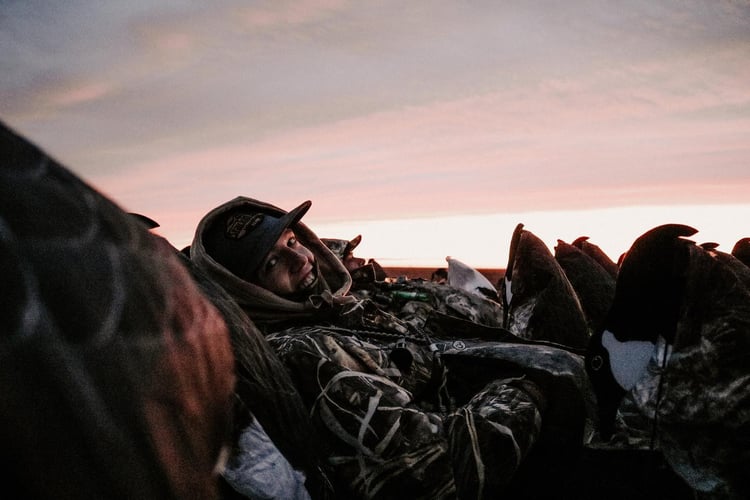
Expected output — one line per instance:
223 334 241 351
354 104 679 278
2 0 749 268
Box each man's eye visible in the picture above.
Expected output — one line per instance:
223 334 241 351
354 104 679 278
265 257 278 270
287 237 297 247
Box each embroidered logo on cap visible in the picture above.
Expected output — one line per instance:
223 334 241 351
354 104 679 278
225 213 264 239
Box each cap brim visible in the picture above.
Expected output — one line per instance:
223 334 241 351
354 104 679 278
277 200 312 230
243 200 311 277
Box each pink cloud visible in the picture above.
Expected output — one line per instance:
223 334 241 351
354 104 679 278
52 82 112 106
236 0 350 28
102 48 750 229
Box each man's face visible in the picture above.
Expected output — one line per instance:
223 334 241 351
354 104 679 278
252 229 318 296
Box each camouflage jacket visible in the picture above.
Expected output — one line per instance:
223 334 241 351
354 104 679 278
191 197 595 499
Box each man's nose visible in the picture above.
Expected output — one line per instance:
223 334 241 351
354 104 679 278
285 247 308 270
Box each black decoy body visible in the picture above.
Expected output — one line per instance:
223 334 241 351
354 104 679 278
1 120 236 499
502 223 590 350
585 223 750 499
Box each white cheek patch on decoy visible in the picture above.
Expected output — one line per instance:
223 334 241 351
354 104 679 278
601 330 656 391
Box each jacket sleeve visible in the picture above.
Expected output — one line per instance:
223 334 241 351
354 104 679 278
267 328 456 499
266 328 551 499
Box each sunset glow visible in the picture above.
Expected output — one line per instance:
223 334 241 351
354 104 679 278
2 1 748 269
303 203 750 269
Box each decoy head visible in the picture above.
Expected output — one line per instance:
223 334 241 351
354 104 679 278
732 237 750 268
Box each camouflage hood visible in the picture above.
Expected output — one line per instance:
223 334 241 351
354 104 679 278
191 196 353 327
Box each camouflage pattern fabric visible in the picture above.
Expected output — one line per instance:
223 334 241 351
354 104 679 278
191 195 594 498
350 279 506 334
267 327 549 499
182 254 334 498
434 340 602 499
626 249 750 499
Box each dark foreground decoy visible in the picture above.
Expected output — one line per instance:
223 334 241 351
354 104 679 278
585 223 750 499
1 120 235 499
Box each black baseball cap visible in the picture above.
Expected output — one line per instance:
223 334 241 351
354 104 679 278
204 200 311 280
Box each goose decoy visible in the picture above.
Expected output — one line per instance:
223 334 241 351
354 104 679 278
554 238 616 335
700 241 750 290
572 235 619 279
731 237 750 268
585 223 750 498
1 120 235 499
501 223 589 350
